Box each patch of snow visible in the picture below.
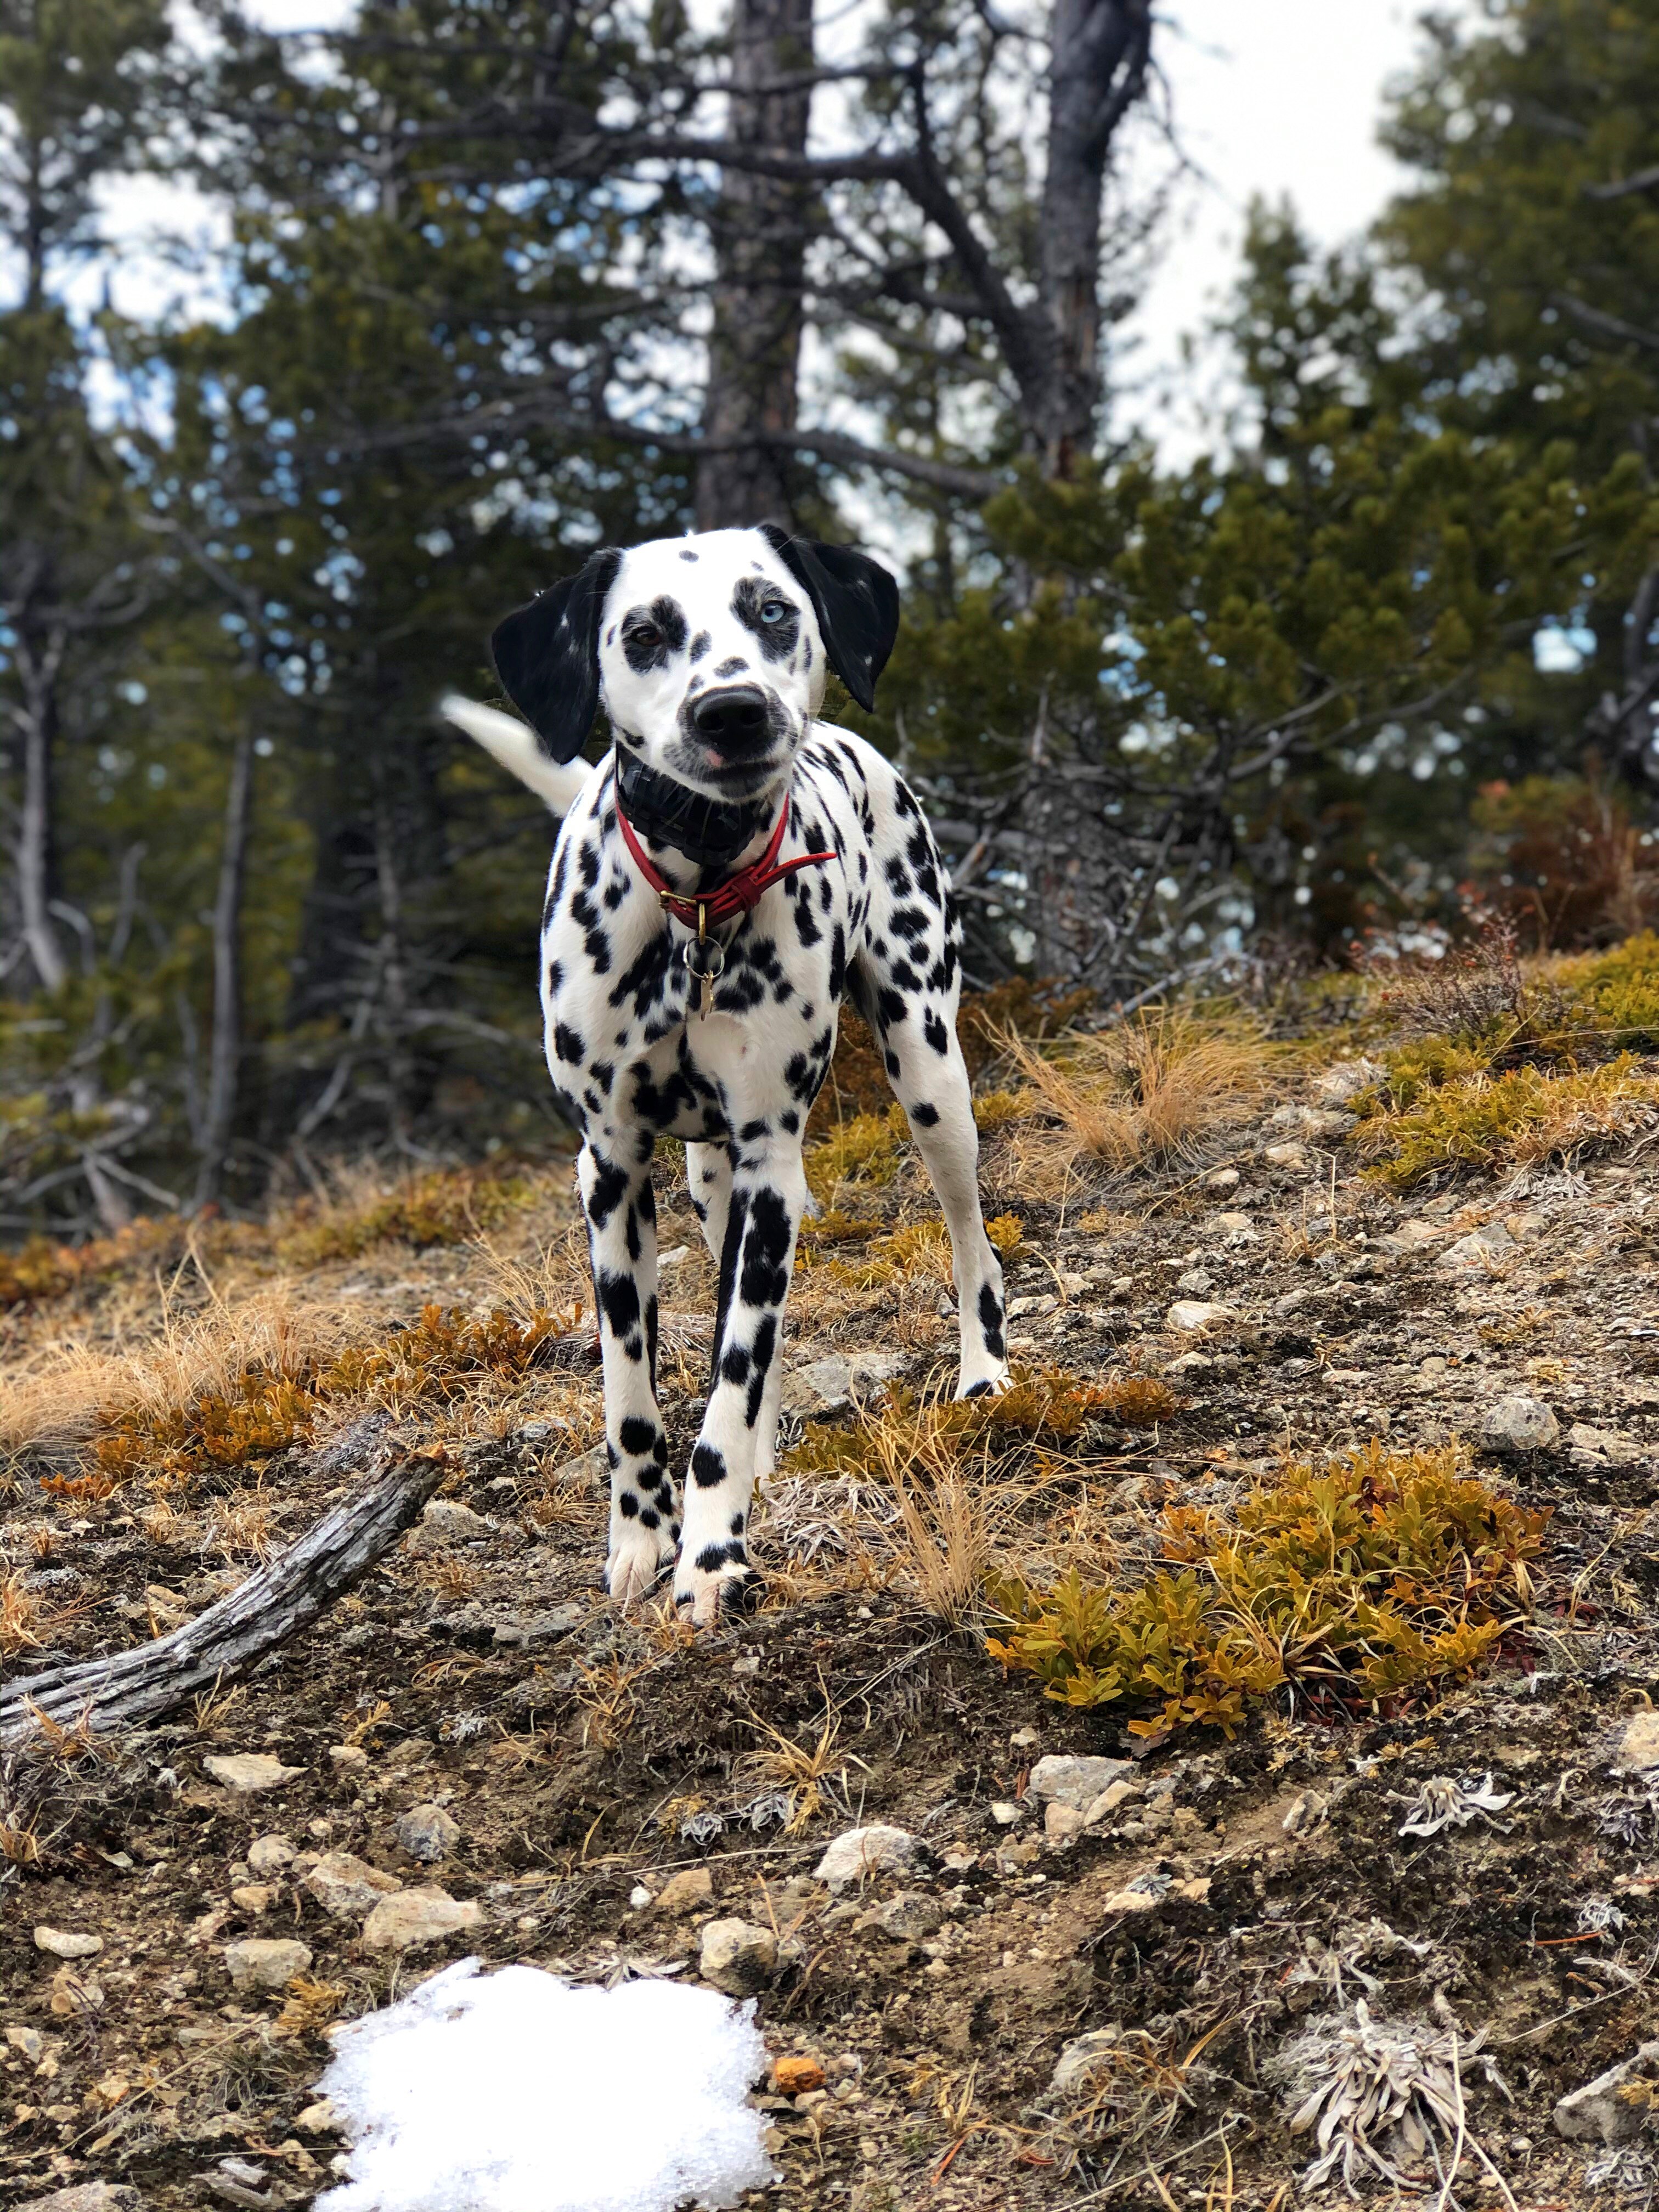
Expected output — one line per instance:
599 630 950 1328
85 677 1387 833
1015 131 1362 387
317 1957 773 2212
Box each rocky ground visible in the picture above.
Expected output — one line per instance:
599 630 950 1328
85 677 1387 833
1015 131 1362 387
5 1007 1659 2212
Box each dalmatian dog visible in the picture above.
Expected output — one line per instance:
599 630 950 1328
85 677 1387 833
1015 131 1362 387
444 524 1009 1626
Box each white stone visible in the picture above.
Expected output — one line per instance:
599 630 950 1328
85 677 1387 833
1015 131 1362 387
1028 1754 1133 1812
297 2097 342 2133
1166 1299 1238 1333
224 1937 312 1990
1440 1222 1517 1270
546 1443 607 1492
1265 1140 1311 1170
247 1833 296 1876
396 1802 461 1864
698 1918 778 1996
1568 1422 1644 1466
786 1351 909 1415
1616 1712 1659 1771
360 1886 483 1953
329 1743 369 1771
305 1850 401 1920
18 2187 140 2212
989 1802 1024 1826
1480 1396 1560 1453
407 1499 494 1553
814 1825 921 1891
204 1752 304 1794
1044 1803 1084 1843
1050 2027 1123 2098
1084 1779 1142 1824
1554 2040 1659 2143
33 1927 103 1960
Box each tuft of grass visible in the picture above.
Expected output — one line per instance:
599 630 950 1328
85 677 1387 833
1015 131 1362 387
1555 929 1659 1051
1094 1374 1182 1427
273 1161 543 1268
803 1105 909 1206
324 1300 582 1405
988 1441 1547 1737
1355 1058 1659 1188
1000 1007 1273 1173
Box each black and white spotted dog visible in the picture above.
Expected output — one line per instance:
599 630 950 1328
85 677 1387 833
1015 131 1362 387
444 524 1009 1626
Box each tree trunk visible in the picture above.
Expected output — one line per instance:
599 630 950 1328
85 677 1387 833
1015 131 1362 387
195 724 256 1209
14 636 68 994
1034 0 1153 473
696 0 815 529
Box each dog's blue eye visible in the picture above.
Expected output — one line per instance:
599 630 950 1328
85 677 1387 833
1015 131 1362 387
760 601 786 623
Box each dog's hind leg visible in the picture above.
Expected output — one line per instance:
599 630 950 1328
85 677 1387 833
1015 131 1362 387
578 1136 678 1605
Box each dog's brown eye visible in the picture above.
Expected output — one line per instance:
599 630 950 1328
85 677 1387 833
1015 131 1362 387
624 623 659 648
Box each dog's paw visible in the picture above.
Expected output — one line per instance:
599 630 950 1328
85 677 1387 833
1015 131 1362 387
674 1560 766 1630
607 1525 674 1607
956 1362 1012 1402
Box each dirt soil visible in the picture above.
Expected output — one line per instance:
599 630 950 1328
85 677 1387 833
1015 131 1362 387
5 1055 1659 2212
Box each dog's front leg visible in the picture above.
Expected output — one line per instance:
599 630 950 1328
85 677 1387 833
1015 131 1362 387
578 1136 677 1605
675 1136 806 1628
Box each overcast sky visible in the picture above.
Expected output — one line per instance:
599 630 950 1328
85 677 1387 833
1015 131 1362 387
1116 0 1435 456
71 0 1436 465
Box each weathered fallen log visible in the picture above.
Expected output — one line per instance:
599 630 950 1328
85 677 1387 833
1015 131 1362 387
1 1431 445 1746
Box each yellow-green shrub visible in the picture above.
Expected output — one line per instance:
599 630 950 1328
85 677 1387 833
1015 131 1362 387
988 1443 1547 1737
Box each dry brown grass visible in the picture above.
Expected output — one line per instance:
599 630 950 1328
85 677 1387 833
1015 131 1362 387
998 1006 1275 1176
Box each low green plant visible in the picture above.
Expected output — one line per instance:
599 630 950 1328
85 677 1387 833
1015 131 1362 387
1355 1057 1659 1187
988 1442 1547 1737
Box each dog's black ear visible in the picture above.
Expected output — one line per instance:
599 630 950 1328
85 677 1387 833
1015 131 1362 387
757 526 900 712
489 548 622 763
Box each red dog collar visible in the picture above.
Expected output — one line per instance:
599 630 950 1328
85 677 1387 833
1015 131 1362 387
616 793 835 933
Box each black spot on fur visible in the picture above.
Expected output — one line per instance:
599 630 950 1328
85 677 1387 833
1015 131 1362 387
910 1101 940 1126
978 1282 1006 1359
691 1441 728 1489
923 1007 950 1055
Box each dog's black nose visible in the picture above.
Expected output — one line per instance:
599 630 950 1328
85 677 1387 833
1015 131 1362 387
692 687 771 749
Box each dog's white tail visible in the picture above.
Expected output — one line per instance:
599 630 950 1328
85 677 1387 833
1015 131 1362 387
441 696 591 816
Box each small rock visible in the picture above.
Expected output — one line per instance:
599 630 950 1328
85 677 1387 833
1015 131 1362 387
204 1753 304 1795
395 1803 461 1864
1051 2027 1123 2097
1569 1422 1644 1466
304 1850 401 1920
1440 1221 1517 1270
1554 2039 1659 2144
1203 1167 1240 1192
774 2055 826 2096
406 1498 494 1554
1084 1779 1142 1824
297 2098 342 2133
989 1802 1024 1826
247 1833 296 1877
1166 1300 1237 1334
698 1918 777 1996
1481 1396 1560 1454
1028 1754 1132 1812
329 1744 369 1772
1265 1140 1311 1170
1315 1058 1387 1104
814 1825 921 1892
1101 1885 1160 1915
224 1937 312 1991
1175 1268 1215 1297
6 2024 44 2060
653 1866 715 1917
785 1351 909 1416
859 1892 945 1940
1164 1352 1213 1378
1209 1211 1259 1239
360 1886 483 1953
33 1927 103 1960
1617 1712 1659 1771
230 1884 276 1914
548 1443 608 1492
18 2187 140 2212
48 1964 103 2016
1044 1803 1085 1844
